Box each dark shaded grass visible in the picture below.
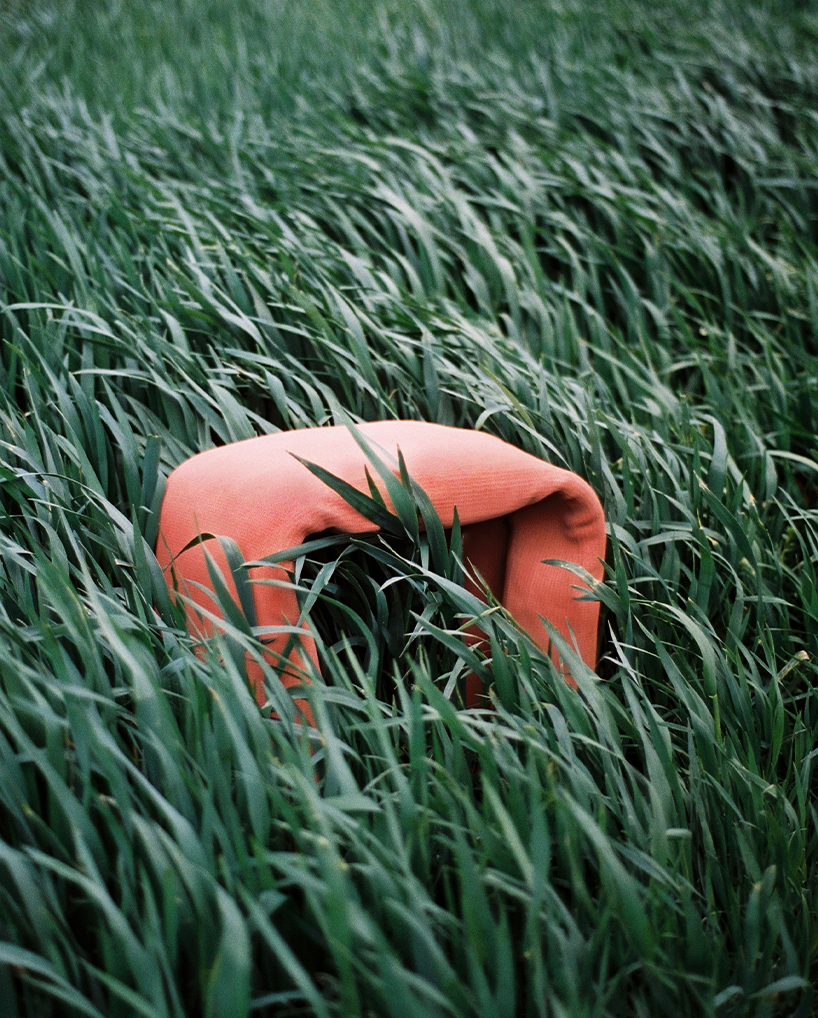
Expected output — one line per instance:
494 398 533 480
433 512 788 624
0 0 817 1015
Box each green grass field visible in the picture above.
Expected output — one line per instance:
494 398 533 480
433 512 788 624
1 0 817 1014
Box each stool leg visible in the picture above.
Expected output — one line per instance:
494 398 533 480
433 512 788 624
504 492 606 681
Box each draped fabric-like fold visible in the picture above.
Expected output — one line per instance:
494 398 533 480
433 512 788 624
156 421 607 714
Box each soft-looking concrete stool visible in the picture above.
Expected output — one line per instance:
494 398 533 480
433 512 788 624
156 421 606 716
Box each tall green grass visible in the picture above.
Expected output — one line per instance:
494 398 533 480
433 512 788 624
1 0 817 1014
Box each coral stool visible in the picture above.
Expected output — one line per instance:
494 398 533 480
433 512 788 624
156 421 606 717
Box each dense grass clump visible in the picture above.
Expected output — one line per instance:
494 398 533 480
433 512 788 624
1 0 817 1014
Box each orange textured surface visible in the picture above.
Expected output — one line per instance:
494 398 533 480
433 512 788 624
156 421 607 715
